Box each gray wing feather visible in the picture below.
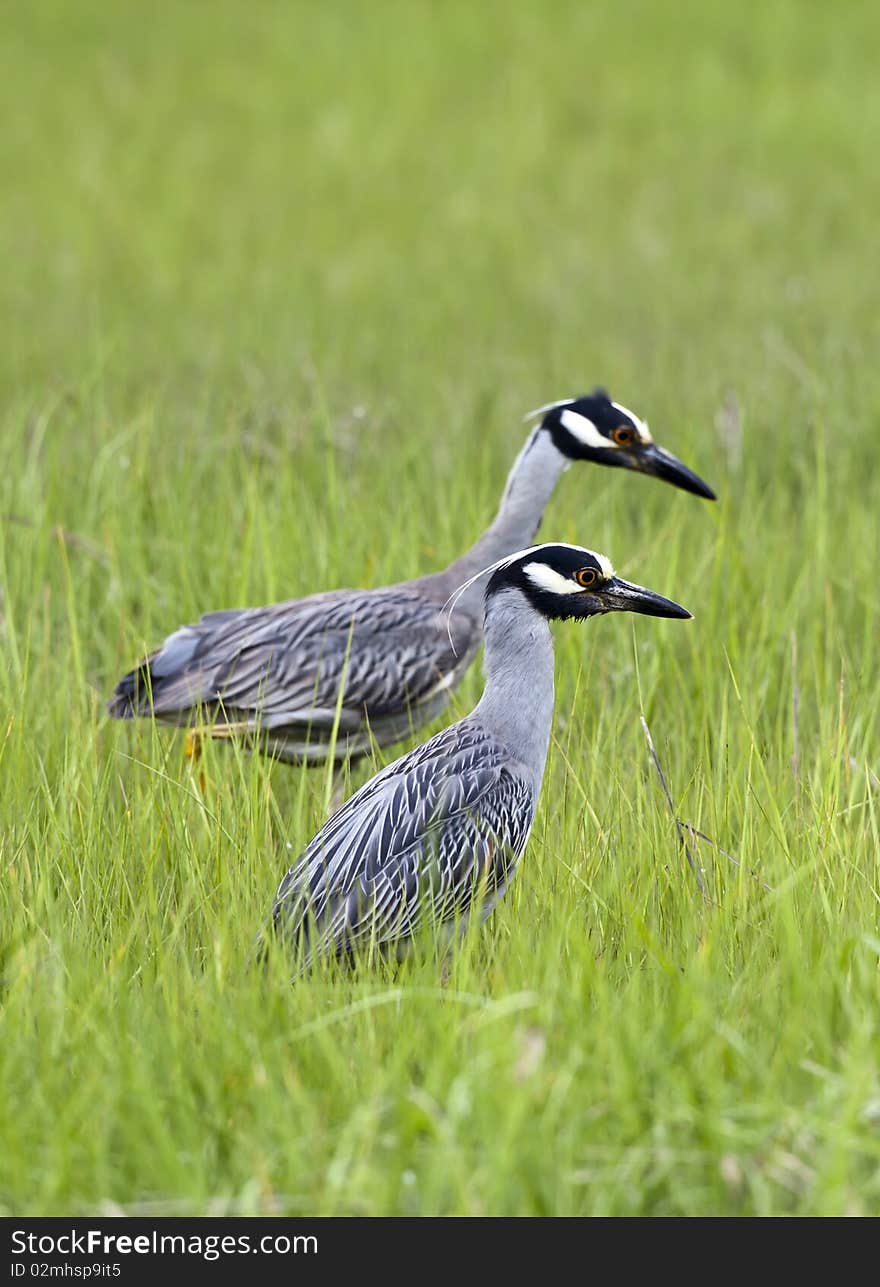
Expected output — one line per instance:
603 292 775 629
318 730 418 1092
270 720 534 966
113 585 477 733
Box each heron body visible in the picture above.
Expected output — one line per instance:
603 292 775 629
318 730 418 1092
265 543 691 971
115 583 480 763
108 392 713 764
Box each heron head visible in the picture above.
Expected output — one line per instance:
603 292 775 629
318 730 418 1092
531 389 716 500
487 542 692 623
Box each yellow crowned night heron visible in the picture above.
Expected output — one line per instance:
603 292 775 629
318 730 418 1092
263 542 691 971
108 391 713 765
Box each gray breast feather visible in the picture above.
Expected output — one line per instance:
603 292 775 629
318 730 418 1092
269 719 535 965
116 584 478 731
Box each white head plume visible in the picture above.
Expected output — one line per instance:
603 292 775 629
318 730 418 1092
523 398 574 423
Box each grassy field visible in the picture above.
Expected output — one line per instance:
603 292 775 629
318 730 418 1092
1 0 879 1216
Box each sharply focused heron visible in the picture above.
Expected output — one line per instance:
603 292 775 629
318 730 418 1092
263 542 691 971
108 391 713 765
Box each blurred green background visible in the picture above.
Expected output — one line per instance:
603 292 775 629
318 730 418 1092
1 0 878 1215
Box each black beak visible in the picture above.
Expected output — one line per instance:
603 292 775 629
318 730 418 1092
636 443 716 500
600 577 692 620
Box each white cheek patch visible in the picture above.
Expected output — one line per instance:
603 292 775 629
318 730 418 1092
523 563 584 595
559 408 613 450
611 401 654 444
523 554 616 596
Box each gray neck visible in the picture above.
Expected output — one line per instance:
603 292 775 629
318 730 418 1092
435 429 568 614
472 587 555 786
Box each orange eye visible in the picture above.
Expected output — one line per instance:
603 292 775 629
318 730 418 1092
575 567 600 589
612 425 636 447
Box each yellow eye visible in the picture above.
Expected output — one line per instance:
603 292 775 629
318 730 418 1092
612 424 636 447
575 567 600 589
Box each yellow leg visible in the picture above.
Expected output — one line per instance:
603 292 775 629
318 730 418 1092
184 730 207 794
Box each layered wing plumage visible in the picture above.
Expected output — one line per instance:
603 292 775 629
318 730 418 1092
108 584 478 755
267 719 535 968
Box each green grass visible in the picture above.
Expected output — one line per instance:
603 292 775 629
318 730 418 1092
2 0 879 1216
